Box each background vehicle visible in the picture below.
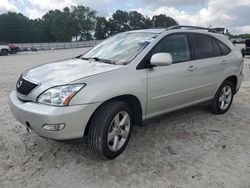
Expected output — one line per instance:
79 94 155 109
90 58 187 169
0 43 9 56
0 42 19 54
9 44 19 54
241 39 250 57
10 26 244 159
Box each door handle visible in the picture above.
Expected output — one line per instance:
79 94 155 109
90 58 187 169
221 60 227 65
187 65 197 72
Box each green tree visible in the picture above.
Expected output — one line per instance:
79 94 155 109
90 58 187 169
0 7 180 42
29 18 50 42
42 6 96 41
143 16 153 29
42 8 76 42
0 12 31 42
106 18 117 36
72 5 96 40
152 14 178 28
128 11 145 30
42 10 62 41
109 10 129 34
239 34 250 39
94 17 108 40
62 7 79 41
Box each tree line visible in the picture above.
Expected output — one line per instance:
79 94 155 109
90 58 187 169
0 6 178 43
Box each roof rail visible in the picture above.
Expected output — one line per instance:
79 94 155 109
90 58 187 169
167 25 217 33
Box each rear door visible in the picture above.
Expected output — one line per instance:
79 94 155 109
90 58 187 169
189 33 226 100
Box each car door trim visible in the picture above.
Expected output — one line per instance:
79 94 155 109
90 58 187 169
151 82 217 100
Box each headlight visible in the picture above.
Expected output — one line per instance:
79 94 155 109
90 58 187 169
37 84 85 106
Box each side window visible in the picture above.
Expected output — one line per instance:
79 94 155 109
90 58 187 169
193 34 214 59
217 40 231 55
211 37 223 56
152 34 191 63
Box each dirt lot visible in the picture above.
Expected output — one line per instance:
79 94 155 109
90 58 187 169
0 48 250 188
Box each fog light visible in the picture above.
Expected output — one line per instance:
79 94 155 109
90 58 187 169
42 123 66 131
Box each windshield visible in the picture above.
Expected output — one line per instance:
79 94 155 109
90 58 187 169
82 32 158 65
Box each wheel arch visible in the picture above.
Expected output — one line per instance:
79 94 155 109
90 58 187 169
225 75 237 94
83 94 143 137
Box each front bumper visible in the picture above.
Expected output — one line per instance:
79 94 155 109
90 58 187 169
9 91 100 140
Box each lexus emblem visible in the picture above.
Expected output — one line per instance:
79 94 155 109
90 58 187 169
16 80 23 88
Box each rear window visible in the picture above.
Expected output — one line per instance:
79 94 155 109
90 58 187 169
192 34 214 59
211 37 222 56
217 40 231 55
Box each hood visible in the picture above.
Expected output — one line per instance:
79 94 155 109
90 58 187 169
22 58 122 85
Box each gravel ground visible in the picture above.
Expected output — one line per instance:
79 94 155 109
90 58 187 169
0 47 250 188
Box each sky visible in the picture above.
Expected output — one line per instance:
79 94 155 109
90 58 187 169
0 0 250 34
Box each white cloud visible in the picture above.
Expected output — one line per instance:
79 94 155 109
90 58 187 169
135 0 250 34
23 0 76 18
232 25 250 34
26 0 75 11
25 8 47 19
73 0 112 16
140 0 207 7
0 0 18 14
23 0 112 18
0 0 249 34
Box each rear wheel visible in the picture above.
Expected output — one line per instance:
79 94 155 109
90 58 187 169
209 80 234 114
0 49 8 56
88 101 133 159
10 48 17 54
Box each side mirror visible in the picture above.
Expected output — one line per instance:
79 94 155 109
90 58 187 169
150 53 172 66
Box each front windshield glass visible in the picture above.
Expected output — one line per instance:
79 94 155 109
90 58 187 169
82 32 158 64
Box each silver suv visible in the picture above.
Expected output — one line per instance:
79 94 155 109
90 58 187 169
10 26 244 159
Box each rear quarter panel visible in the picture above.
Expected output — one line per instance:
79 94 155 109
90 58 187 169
213 35 244 92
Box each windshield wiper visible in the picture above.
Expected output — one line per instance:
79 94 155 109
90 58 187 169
92 57 116 64
82 57 116 65
81 57 89 60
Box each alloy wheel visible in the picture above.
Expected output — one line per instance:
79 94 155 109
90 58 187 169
107 111 130 152
219 85 232 110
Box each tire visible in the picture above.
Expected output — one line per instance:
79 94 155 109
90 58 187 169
209 80 234 114
88 100 133 159
10 48 17 54
0 49 8 56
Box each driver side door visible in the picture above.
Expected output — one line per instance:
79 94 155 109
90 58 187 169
146 33 201 118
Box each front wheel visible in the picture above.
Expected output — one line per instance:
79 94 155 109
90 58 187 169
88 101 133 159
209 80 234 114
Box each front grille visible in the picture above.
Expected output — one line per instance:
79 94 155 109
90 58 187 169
16 76 38 95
